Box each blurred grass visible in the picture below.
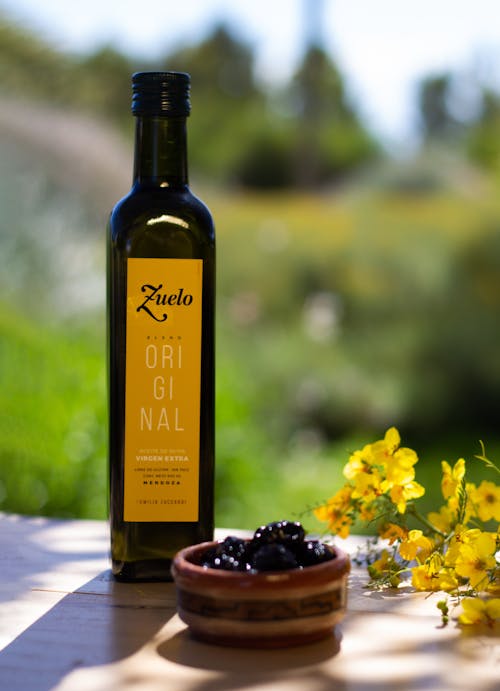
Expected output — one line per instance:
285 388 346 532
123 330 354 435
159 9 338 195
1 156 500 534
0 305 107 518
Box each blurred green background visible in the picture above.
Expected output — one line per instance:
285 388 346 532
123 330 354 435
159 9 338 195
1 3 500 534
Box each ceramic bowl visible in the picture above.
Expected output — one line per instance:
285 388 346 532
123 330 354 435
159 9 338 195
171 539 350 648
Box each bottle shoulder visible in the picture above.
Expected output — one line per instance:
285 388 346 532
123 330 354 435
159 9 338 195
108 185 215 248
110 184 211 220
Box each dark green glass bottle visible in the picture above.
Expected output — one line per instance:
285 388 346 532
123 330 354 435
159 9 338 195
107 72 215 581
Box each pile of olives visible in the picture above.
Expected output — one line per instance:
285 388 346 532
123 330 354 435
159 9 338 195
200 520 334 572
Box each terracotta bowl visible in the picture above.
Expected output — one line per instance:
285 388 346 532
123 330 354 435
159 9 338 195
171 539 350 648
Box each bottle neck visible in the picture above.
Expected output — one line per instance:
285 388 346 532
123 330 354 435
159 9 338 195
133 116 188 187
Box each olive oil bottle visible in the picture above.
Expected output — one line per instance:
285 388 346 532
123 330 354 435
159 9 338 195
107 72 215 580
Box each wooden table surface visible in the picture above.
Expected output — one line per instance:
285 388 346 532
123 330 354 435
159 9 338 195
0 512 498 691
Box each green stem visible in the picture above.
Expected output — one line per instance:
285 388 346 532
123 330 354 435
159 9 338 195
407 505 448 539
475 442 500 475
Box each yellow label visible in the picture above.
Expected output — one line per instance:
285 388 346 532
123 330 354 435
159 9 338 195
124 258 203 522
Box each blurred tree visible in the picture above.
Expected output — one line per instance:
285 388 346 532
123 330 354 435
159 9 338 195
0 14 133 125
163 17 377 188
416 69 500 172
75 46 133 126
288 45 377 186
418 73 458 140
162 24 269 182
0 15 70 101
0 12 377 188
466 88 500 169
165 24 257 99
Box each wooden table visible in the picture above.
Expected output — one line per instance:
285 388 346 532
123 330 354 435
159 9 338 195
0 513 498 690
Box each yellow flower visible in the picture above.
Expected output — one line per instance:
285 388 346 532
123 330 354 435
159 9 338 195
359 503 376 522
369 548 392 574
427 505 454 534
343 428 423 513
373 428 419 481
368 549 402 586
355 427 423 513
436 568 460 592
388 480 425 514
441 458 465 500
314 485 354 539
411 564 441 591
379 522 408 545
345 427 414 478
332 515 352 539
444 524 472 567
469 480 500 522
455 531 497 589
411 555 458 592
343 449 370 481
383 450 419 487
350 467 383 504
343 440 384 505
399 530 434 562
381 426 401 453
362 426 401 466
458 597 500 627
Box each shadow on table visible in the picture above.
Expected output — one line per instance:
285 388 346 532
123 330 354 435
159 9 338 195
155 628 348 691
156 625 438 691
158 626 342 670
0 514 109 607
60 623 434 691
0 569 177 691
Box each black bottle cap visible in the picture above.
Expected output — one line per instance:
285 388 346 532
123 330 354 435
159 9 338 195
132 71 191 117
